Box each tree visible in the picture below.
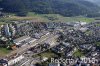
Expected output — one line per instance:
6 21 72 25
17 11 28 16
35 63 42 66
1 0 28 16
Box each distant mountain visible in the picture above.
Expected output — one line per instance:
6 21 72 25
0 0 100 17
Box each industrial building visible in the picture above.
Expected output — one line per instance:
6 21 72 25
13 36 36 46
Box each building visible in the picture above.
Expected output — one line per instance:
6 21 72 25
79 27 88 32
13 36 36 46
4 24 11 37
7 55 24 66
49 63 60 66
13 36 30 45
1 24 16 37
9 24 16 36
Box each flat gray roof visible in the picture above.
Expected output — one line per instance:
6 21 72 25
14 36 30 43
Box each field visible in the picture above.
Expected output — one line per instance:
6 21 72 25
39 51 56 58
0 48 11 57
27 12 95 23
33 50 57 59
0 12 95 25
96 42 100 46
73 50 84 57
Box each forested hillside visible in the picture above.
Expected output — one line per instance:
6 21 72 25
0 0 100 17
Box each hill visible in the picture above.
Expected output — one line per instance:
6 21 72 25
0 0 100 17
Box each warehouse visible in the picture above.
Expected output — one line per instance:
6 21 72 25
13 36 36 46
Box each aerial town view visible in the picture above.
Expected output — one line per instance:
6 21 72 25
0 0 100 66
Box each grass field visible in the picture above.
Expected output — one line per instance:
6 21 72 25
0 48 11 57
96 42 100 47
33 50 57 59
39 51 56 58
27 12 95 23
73 50 84 57
0 12 95 25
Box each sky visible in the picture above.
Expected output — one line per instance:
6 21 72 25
86 0 100 6
86 0 100 2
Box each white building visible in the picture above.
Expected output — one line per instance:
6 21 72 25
9 24 16 36
49 63 60 66
13 36 30 45
13 36 36 46
8 55 24 66
4 24 11 37
79 27 88 32
1 24 16 37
